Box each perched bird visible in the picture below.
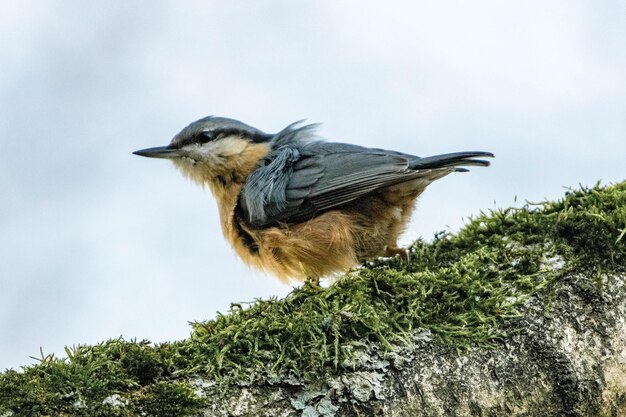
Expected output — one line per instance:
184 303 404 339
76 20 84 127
134 116 493 282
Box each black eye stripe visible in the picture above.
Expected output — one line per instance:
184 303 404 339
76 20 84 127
201 129 252 144
172 128 271 149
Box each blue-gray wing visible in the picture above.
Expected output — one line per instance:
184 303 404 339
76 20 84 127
239 142 417 227
239 141 492 227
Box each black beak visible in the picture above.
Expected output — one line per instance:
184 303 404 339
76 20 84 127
133 146 181 159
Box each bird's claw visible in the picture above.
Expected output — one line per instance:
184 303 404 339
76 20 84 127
385 246 411 263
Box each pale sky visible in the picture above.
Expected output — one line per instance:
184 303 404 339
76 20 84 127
1 1 625 371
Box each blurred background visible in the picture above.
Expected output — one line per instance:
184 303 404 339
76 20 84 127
1 1 625 371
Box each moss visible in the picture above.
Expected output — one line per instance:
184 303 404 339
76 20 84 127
1 182 624 416
0 341 206 417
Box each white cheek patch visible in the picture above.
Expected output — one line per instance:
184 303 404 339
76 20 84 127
184 136 249 162
172 136 254 184
208 136 249 156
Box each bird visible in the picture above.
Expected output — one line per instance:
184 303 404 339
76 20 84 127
134 116 493 282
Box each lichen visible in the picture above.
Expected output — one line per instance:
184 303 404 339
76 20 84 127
1 182 624 417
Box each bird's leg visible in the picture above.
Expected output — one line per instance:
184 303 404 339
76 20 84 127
385 245 411 263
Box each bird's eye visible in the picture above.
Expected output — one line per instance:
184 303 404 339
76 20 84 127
199 133 213 144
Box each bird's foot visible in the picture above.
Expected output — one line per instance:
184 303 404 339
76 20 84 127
385 246 411 263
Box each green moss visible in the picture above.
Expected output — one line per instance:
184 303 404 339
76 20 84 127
1 182 624 416
0 341 205 417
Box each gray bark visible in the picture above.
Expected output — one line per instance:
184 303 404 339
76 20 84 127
193 271 626 417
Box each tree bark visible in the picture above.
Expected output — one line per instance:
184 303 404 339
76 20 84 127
194 271 626 417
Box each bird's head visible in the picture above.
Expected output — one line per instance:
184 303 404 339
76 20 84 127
134 116 273 188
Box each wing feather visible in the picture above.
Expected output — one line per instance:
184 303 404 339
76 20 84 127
240 143 420 227
239 141 493 227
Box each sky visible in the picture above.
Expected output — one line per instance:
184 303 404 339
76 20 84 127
1 1 625 371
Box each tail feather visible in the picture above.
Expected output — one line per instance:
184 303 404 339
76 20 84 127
410 151 494 170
